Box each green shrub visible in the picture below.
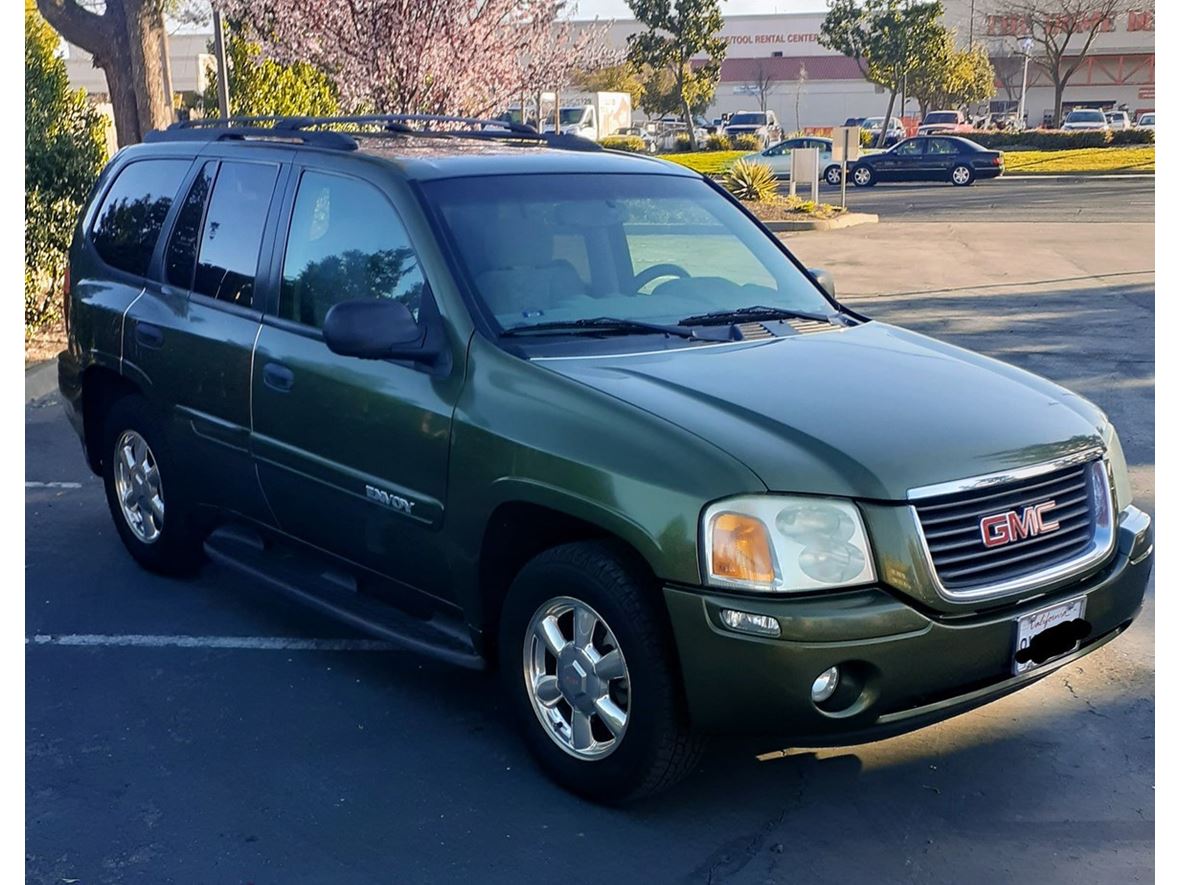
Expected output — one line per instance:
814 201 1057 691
724 159 779 202
1111 128 1154 145
730 133 763 151
673 133 694 152
967 129 1112 150
602 134 647 152
25 0 107 336
202 25 339 118
704 132 731 151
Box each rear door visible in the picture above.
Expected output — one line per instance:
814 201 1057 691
923 138 961 180
250 163 465 601
124 150 288 522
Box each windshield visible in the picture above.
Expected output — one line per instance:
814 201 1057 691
924 112 958 124
730 113 767 125
422 174 833 336
559 107 588 125
1066 110 1105 123
1140 114 1154 124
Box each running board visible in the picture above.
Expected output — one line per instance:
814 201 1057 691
203 524 484 670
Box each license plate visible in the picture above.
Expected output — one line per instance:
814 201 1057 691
1013 597 1086 675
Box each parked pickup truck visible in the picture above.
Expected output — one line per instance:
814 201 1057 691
918 110 975 135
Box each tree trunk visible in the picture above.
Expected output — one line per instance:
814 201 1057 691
36 0 172 147
877 89 898 148
676 67 696 151
1052 78 1065 128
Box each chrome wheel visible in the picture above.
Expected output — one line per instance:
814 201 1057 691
113 429 164 544
952 165 972 185
825 166 842 185
524 596 631 760
853 166 872 186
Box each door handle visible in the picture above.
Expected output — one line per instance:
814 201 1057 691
135 322 164 349
263 362 295 393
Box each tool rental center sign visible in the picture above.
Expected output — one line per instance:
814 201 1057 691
724 31 820 46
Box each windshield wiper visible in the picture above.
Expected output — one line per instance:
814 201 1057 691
501 316 700 339
677 305 835 327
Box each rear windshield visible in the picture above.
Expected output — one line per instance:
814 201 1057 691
421 173 831 335
924 112 959 124
730 113 768 125
1066 110 1106 123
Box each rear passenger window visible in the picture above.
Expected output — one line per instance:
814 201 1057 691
90 159 190 277
280 171 425 328
192 161 279 306
164 161 215 289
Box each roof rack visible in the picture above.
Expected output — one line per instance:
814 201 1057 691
148 114 602 153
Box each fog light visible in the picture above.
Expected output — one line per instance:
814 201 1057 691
719 609 781 638
811 666 840 703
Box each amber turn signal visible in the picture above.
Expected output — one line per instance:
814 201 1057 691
711 512 776 585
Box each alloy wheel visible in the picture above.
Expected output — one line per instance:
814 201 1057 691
952 165 972 185
113 429 164 543
853 167 871 185
523 596 631 760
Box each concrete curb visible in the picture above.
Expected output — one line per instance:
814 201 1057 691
26 359 58 403
763 212 878 232
998 173 1154 180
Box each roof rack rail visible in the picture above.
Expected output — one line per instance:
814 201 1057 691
147 114 602 153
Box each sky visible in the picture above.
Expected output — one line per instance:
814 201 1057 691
572 1 829 20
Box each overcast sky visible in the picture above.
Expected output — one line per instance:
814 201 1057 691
572 1 829 19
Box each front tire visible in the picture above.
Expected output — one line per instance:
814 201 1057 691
499 541 704 802
101 396 204 575
951 164 975 186
851 165 875 187
824 165 843 186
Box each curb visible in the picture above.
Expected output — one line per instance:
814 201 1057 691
998 173 1154 180
764 212 878 232
26 359 58 403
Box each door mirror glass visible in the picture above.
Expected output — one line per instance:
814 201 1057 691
809 268 837 300
322 299 421 359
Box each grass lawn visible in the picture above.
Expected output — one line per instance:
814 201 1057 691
1001 146 1154 174
658 150 748 176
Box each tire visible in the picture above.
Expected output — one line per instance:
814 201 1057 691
951 164 975 186
851 165 875 187
498 541 705 803
101 395 204 575
824 165 843 186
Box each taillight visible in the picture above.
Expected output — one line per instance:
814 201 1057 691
62 264 71 332
993 154 1003 166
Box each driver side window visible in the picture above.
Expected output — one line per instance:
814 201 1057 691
895 140 924 156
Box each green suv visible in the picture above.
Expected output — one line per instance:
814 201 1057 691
58 116 1153 802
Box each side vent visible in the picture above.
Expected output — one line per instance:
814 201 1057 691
734 322 775 340
786 318 841 335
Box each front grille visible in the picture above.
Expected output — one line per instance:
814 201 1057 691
914 460 1104 593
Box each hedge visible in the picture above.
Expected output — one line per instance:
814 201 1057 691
601 134 647 153
967 129 1154 150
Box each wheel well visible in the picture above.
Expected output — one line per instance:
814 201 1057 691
476 502 653 659
81 366 140 474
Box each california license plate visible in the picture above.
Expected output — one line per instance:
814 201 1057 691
1013 597 1087 675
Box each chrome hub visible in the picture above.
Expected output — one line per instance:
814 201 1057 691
113 430 164 544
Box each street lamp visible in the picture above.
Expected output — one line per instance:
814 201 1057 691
1016 36 1034 130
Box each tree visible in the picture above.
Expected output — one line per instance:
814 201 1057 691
820 0 944 147
216 0 617 118
794 62 808 132
908 28 996 118
626 0 727 149
36 0 173 146
571 62 645 104
25 0 108 334
746 60 777 114
201 23 339 118
988 0 1136 127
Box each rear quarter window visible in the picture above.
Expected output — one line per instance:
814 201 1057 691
90 159 191 277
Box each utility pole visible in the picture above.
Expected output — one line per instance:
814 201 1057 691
1017 36 1033 129
212 9 231 119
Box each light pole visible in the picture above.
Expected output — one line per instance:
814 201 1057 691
1016 36 1033 130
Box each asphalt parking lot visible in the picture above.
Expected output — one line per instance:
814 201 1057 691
27 205 1154 883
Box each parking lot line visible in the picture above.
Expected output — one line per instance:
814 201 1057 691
25 481 82 489
28 633 399 651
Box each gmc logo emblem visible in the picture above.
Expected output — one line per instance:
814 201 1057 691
980 501 1060 548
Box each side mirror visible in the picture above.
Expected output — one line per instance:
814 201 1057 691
323 298 436 361
809 268 837 301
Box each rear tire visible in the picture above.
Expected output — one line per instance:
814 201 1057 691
498 541 705 803
851 165 875 187
101 395 204 575
951 164 975 186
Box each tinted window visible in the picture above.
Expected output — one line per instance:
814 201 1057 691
164 161 215 289
280 171 425 328
192 161 279 306
91 160 190 277
928 138 958 155
894 140 924 156
925 112 959 124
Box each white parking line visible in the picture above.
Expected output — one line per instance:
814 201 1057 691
28 634 399 651
25 482 83 489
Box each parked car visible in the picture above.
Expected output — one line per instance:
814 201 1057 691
59 114 1149 803
722 110 783 148
849 135 1004 186
917 110 974 135
654 118 707 149
861 115 906 146
1104 110 1132 130
743 136 843 185
843 116 865 127
614 125 658 153
1136 112 1155 131
1061 109 1110 131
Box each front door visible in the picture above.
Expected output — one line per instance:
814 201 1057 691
881 138 926 181
250 167 464 602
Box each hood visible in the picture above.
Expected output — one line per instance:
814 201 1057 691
539 322 1104 501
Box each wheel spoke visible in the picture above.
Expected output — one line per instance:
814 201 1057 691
594 697 627 737
594 649 625 681
121 443 137 471
533 675 562 707
149 494 165 521
573 606 596 649
537 615 568 656
570 710 594 751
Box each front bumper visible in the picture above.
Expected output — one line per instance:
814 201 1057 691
664 508 1151 743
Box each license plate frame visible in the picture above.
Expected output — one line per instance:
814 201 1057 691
1013 596 1087 675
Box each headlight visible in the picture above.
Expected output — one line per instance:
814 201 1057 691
702 496 875 592
1101 421 1133 510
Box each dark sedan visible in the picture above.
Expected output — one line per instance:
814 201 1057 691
850 136 1004 187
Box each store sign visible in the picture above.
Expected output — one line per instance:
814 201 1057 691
725 32 820 46
986 10 1153 36
1138 86 1154 100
